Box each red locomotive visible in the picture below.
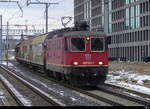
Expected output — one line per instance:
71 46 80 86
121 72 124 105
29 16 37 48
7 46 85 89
15 22 109 87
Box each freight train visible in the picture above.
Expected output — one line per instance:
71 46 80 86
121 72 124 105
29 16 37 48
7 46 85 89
15 23 109 87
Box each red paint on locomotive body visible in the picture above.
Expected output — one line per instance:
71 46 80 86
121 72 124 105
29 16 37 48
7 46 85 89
65 52 108 66
45 35 108 67
45 37 65 65
64 36 108 66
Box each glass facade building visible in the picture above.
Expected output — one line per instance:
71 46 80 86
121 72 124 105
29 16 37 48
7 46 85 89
74 0 106 31
109 0 150 62
74 0 150 61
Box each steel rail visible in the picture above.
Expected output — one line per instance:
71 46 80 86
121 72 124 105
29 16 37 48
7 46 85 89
106 82 150 97
73 88 124 106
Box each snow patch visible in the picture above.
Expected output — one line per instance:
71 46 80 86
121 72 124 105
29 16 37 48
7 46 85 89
0 90 4 96
9 56 15 60
60 91 64 96
1 62 13 67
107 70 150 86
106 70 150 96
70 97 77 102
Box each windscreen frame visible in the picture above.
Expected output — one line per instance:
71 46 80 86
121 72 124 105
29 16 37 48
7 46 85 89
90 37 105 52
70 37 86 52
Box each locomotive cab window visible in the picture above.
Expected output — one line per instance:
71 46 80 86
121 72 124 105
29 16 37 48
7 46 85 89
91 38 104 51
71 38 85 51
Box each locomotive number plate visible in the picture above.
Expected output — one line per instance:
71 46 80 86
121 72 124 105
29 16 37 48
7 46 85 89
84 54 93 64
85 54 91 61
83 62 94 65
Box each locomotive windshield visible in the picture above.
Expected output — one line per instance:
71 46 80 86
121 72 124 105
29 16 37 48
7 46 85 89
91 38 104 51
71 38 85 51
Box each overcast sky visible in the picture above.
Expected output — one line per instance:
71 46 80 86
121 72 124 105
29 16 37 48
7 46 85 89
0 0 74 31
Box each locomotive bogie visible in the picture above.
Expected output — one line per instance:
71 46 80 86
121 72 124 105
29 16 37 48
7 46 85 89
45 64 108 86
68 66 108 86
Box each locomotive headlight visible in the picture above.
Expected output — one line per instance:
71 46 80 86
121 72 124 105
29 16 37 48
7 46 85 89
73 62 78 65
86 37 90 40
98 61 103 65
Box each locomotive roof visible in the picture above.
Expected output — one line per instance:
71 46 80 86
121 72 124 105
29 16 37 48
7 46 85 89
63 31 106 36
46 31 106 39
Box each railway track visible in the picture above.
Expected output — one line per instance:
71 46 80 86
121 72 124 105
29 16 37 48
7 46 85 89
0 63 103 106
33 69 149 106
98 83 150 106
0 65 64 106
23 68 136 106
28 68 150 106
62 84 149 106
105 82 150 97
3 61 150 106
0 81 19 106
42 73 150 106
48 79 149 106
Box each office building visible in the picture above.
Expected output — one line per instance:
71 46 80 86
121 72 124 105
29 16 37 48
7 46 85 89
109 0 150 61
74 0 150 61
74 0 109 32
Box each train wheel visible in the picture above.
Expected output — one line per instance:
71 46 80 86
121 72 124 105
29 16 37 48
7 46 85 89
52 71 57 79
64 75 70 85
59 73 63 82
68 74 75 86
45 70 49 77
50 71 54 78
45 69 54 78
57 72 62 81
61 74 66 83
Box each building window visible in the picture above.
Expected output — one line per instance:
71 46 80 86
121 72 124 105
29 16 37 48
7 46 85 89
125 0 130 5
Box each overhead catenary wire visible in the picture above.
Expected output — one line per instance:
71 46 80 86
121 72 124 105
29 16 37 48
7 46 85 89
3 2 10 17
27 0 59 33
8 1 25 21
2 0 73 31
0 0 25 65
0 0 24 22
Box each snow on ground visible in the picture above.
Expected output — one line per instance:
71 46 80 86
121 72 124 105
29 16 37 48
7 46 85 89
0 90 4 96
106 69 150 95
107 70 150 86
1 61 13 67
30 78 77 102
9 56 15 60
